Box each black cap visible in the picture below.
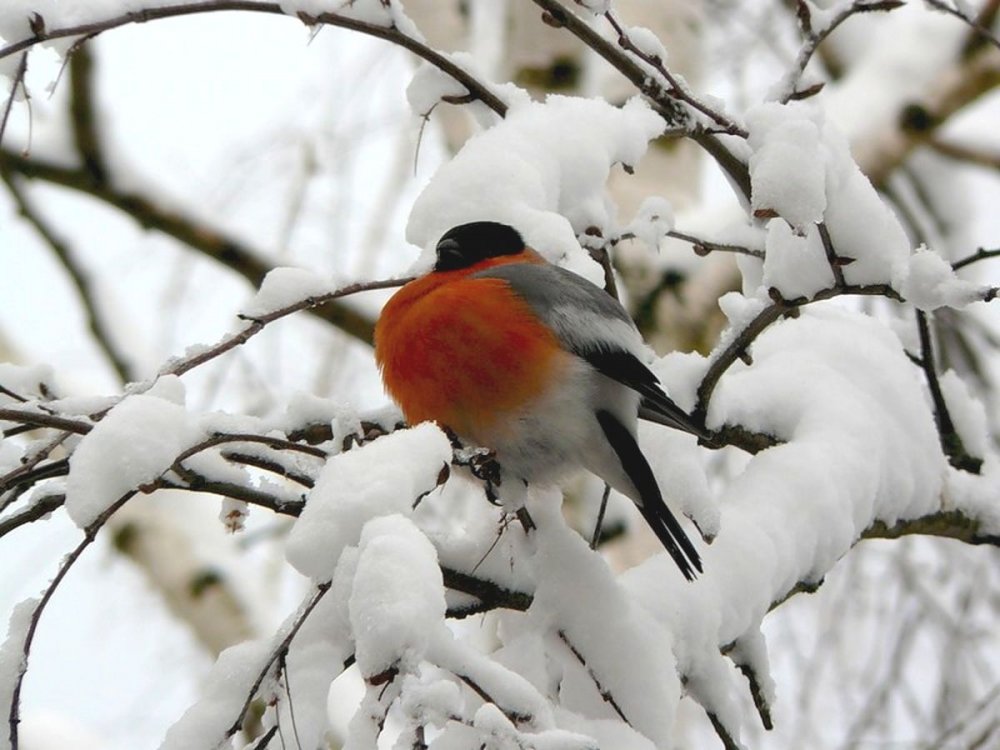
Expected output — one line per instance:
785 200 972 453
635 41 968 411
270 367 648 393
434 222 525 272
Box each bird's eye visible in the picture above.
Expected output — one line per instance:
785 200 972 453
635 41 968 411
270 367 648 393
435 238 467 271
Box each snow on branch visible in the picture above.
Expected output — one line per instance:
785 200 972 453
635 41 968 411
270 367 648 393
1 1 999 748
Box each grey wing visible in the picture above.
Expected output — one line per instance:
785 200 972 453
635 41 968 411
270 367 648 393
472 263 708 438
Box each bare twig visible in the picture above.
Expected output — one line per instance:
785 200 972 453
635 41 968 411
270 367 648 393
953 247 1000 271
163 276 411 378
68 44 108 184
0 408 93 435
0 53 28 146
817 222 848 288
0 493 66 539
925 0 1000 52
528 0 752 197
223 581 332 739
8 490 135 748
0 2 509 117
0 149 380 345
928 136 1000 171
667 229 764 259
915 309 983 473
558 630 631 725
694 283 902 421
0 170 133 382
602 9 747 136
590 483 611 550
782 1 906 103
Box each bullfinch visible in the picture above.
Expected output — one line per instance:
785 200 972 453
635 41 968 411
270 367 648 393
374 221 705 580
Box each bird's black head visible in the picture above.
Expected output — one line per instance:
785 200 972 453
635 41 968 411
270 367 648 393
434 222 525 272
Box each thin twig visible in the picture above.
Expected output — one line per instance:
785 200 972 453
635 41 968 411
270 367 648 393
667 229 764 259
694 283 902 420
163 276 411 379
590 483 611 550
817 222 847 288
0 408 93 435
8 490 135 748
0 149 380 345
925 0 1000 52
224 582 332 738
0 493 66 539
0 53 28 146
928 136 1000 171
0 2 509 117
602 9 747 136
0 170 133 382
558 630 631 724
528 0 752 197
781 1 906 103
915 309 982 472
953 247 1000 271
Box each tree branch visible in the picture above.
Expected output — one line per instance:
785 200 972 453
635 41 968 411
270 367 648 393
915 309 983 473
782 1 905 103
8 490 135 749
0 169 133 382
0 2 509 117
0 149 380 345
223 581 332 739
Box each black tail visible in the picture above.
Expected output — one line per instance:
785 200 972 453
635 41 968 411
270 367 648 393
595 410 703 580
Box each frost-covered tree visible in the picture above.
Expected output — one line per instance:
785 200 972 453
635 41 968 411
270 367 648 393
1 1 999 749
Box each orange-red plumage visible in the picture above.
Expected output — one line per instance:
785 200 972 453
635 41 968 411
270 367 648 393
374 249 567 444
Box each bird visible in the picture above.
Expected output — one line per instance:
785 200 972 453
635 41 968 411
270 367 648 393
374 221 705 580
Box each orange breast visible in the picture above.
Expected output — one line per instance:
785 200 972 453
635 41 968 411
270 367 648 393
375 258 566 444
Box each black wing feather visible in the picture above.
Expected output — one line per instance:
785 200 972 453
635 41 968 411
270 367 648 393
596 410 702 580
583 347 709 439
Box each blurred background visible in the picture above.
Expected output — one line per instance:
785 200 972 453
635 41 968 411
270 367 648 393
1 1 999 747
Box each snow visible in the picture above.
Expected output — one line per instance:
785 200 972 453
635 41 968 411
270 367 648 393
625 196 674 252
746 102 827 231
399 672 463 732
745 99 914 290
0 363 55 402
821 122 912 286
624 26 669 66
638 420 717 539
526 491 680 748
761 221 834 300
349 514 445 678
939 370 988 460
406 52 530 127
239 266 335 319
574 0 611 15
407 96 666 267
278 576 356 750
427 626 556 732
0 598 37 750
895 247 985 310
64 382 205 528
277 0 422 40
159 638 270 750
285 421 453 580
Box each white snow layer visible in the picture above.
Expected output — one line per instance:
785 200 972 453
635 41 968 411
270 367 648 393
285 421 453 580
239 266 335 319
527 494 681 748
65 382 204 528
159 639 271 750
745 100 912 291
0 598 38 750
407 96 666 263
895 247 985 311
349 515 446 678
